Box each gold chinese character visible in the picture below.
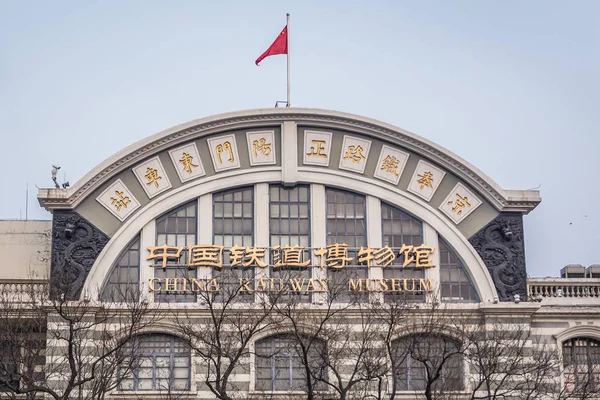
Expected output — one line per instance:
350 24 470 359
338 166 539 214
110 191 131 212
147 244 184 268
398 245 434 268
228 245 268 268
358 246 396 268
145 167 162 188
189 245 224 268
229 245 246 267
343 145 366 163
179 152 198 174
272 245 310 268
447 194 471 215
306 140 327 158
253 138 272 157
380 155 400 177
243 245 267 267
314 243 353 269
417 171 434 190
215 142 234 163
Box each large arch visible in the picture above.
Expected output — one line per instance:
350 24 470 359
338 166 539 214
82 170 497 302
39 108 539 303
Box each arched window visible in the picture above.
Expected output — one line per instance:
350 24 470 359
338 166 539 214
154 202 197 303
213 186 254 302
563 337 600 392
213 186 254 248
381 203 424 302
439 238 479 303
269 185 311 302
0 341 19 391
392 334 464 392
255 334 325 392
326 188 366 301
100 236 140 302
120 334 191 392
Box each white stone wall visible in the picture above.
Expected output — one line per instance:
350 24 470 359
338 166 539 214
0 220 51 280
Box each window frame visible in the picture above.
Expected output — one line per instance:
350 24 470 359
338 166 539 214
119 334 192 392
100 235 141 302
438 237 480 303
380 202 425 303
562 337 600 393
153 201 198 303
212 186 255 303
268 184 312 303
391 334 465 393
0 341 20 392
325 187 367 302
253 334 326 393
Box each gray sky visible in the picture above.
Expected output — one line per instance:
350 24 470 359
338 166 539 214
1 1 598 277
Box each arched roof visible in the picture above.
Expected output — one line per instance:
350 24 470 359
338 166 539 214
38 108 540 213
39 107 539 304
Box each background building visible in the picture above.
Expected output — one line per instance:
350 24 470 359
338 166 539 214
0 108 598 399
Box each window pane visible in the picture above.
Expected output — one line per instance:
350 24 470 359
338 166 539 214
154 202 198 303
439 238 480 303
213 187 255 303
381 203 425 303
269 185 311 303
100 237 141 302
326 188 366 302
255 335 325 392
119 334 191 392
393 335 464 392
562 337 600 392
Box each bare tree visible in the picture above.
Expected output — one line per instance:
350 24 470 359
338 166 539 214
270 269 402 400
368 296 418 400
463 317 560 400
379 303 600 400
174 268 283 400
0 281 159 400
383 302 470 400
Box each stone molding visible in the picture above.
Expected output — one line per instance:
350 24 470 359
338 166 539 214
554 325 600 343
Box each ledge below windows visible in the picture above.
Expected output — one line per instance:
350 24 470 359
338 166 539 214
249 391 332 399
109 391 196 400
393 392 470 399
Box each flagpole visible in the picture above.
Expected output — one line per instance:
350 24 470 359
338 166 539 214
286 13 291 107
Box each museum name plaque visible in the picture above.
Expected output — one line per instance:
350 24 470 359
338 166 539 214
146 243 437 295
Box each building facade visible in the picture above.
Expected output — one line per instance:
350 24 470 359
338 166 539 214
0 108 598 399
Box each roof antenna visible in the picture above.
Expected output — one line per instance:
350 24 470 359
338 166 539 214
25 182 28 221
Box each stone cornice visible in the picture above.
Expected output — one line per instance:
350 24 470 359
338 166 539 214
37 108 541 212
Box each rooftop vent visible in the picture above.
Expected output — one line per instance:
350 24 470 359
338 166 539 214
561 264 586 278
586 265 600 278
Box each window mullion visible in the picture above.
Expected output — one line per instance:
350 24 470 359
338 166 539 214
254 183 270 295
198 193 212 282
311 184 327 304
366 196 381 302
423 222 440 303
140 221 156 304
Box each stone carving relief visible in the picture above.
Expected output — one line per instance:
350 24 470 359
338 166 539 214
51 211 109 299
469 213 527 301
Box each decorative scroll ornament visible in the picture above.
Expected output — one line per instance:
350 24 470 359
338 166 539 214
469 213 527 301
51 211 109 299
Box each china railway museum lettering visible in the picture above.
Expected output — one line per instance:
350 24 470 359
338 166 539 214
146 243 436 294
148 277 436 294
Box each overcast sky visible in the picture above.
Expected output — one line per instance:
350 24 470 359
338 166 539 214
1 1 598 277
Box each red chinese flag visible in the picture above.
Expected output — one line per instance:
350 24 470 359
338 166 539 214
255 26 288 66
